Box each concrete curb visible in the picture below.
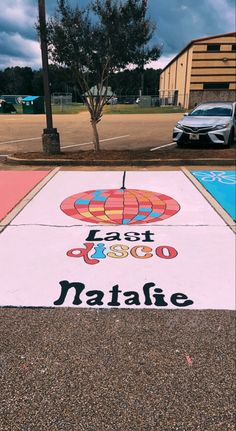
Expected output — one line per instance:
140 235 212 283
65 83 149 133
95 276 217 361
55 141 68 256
5 155 236 167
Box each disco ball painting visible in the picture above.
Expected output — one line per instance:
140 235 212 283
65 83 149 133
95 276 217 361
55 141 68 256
60 187 180 225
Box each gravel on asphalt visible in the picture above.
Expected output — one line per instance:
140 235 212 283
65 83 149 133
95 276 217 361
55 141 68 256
0 309 235 431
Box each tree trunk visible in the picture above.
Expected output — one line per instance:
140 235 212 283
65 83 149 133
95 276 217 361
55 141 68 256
91 120 100 151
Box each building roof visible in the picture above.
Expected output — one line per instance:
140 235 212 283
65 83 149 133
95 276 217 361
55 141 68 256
22 96 40 101
161 32 236 73
84 86 113 96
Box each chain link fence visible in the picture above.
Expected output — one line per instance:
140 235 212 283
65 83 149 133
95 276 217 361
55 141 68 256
1 92 189 114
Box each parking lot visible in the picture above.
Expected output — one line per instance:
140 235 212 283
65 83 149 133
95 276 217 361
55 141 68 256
0 111 183 155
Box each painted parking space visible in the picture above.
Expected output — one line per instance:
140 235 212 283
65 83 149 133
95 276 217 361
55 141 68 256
192 170 236 221
0 171 235 309
0 170 49 221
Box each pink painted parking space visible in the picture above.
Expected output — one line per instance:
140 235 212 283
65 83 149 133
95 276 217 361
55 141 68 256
0 170 235 310
0 171 49 221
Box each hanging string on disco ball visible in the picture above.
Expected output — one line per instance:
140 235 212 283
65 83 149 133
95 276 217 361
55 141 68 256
60 171 180 225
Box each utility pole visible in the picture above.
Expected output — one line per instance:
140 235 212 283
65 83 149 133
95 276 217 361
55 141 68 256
38 0 60 154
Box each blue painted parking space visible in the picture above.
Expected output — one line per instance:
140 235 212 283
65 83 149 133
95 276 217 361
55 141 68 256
192 170 236 221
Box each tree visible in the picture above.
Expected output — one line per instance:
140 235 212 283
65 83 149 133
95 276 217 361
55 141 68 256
32 69 44 96
0 71 6 94
108 68 162 96
47 0 161 151
0 67 34 95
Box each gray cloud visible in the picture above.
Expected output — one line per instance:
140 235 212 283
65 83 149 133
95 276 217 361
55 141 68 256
0 0 235 69
150 0 235 55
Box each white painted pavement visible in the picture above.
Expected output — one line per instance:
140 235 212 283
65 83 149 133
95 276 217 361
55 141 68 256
0 171 234 309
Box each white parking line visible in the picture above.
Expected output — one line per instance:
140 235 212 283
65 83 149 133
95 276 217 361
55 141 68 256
0 135 130 148
61 135 130 149
0 137 40 145
150 142 176 151
6 118 24 120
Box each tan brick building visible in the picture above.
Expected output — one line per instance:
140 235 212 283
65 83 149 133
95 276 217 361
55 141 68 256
159 32 236 109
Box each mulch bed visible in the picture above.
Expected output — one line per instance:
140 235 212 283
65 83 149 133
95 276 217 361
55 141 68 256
11 148 236 161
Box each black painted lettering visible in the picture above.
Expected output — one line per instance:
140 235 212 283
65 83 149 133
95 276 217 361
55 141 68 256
86 290 104 306
107 284 122 306
171 293 194 307
104 232 121 241
143 282 155 305
54 280 85 306
85 230 103 241
142 230 155 242
153 288 168 307
123 291 141 305
124 232 140 241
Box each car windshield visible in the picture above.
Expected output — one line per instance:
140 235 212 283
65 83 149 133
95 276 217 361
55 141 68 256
189 105 232 117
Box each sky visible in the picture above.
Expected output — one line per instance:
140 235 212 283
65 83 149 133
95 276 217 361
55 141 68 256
0 0 235 71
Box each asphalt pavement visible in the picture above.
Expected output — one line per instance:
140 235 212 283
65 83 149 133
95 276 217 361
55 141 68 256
0 308 234 431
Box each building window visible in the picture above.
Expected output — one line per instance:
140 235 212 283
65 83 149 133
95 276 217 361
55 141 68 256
232 44 236 52
207 44 221 51
203 82 229 90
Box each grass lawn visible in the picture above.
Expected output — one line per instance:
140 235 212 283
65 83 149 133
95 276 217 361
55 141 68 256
9 103 185 115
51 103 87 114
103 104 186 114
12 103 86 115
